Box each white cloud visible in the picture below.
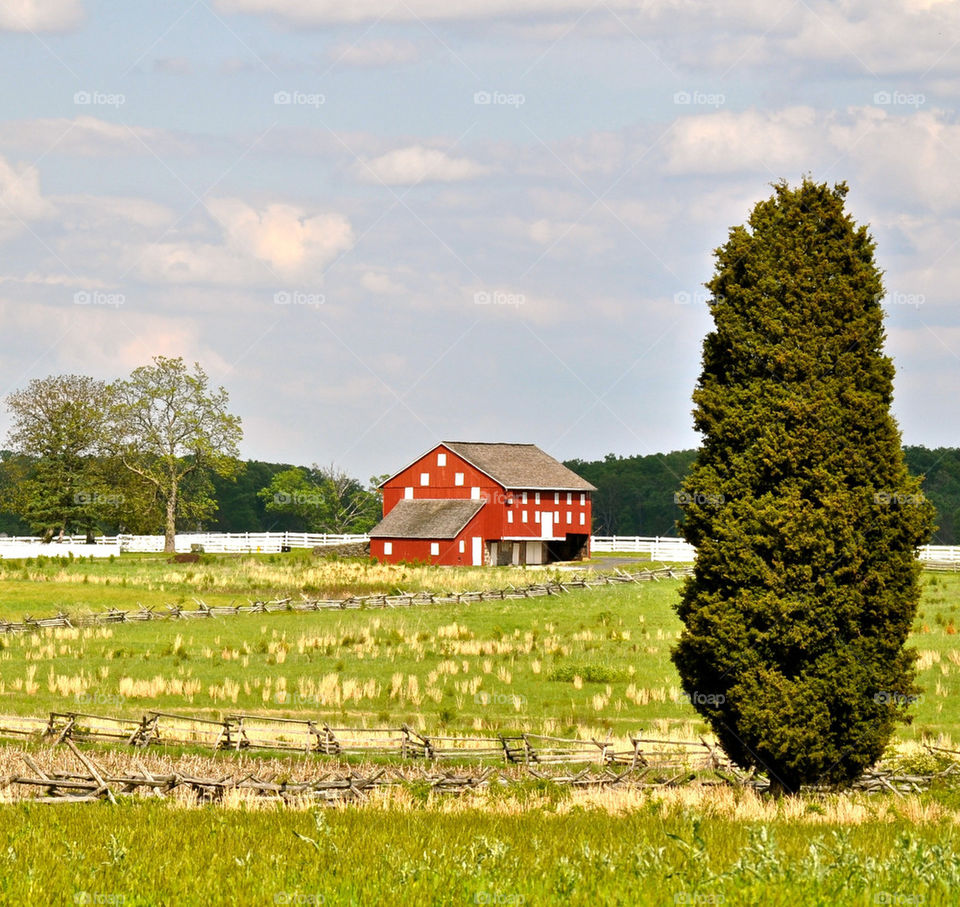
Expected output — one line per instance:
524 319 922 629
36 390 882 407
0 116 190 158
664 106 821 175
57 195 176 231
361 270 406 295
328 39 421 67
207 199 354 273
137 198 354 285
217 0 617 24
0 155 55 241
0 272 110 288
527 218 608 254
357 145 489 185
0 0 82 32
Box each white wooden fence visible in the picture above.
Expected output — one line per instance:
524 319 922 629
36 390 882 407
589 536 696 562
0 531 957 563
0 532 367 557
590 536 960 564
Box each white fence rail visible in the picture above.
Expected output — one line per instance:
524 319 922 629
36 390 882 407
591 537 960 564
589 536 696 562
0 532 368 557
0 531 957 563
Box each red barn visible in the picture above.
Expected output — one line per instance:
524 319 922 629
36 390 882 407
370 441 596 566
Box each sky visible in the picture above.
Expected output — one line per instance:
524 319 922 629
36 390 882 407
0 0 958 481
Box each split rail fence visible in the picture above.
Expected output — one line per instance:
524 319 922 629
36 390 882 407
0 565 692 636
0 710 723 774
1 720 956 804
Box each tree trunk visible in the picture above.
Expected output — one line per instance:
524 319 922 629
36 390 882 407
164 484 177 554
767 776 800 798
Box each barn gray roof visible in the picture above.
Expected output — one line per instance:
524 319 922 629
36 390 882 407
443 442 597 492
369 499 485 539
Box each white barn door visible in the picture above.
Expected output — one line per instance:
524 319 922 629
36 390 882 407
472 536 483 566
541 512 553 539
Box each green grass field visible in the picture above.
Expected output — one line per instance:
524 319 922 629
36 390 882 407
0 796 957 905
1 552 959 905
0 553 957 745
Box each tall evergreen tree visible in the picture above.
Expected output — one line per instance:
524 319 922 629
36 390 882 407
672 179 934 793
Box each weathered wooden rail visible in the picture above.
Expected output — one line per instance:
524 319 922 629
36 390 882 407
2 738 955 805
7 710 956 795
0 710 720 771
0 565 692 636
0 742 656 805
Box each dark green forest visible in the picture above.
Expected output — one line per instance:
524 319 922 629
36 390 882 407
1 447 957 543
567 446 960 545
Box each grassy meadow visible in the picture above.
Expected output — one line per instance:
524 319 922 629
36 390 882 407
0 550 569 618
0 552 957 747
0 552 958 905
0 791 958 905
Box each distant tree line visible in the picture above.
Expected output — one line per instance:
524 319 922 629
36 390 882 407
2 359 951 547
567 446 960 544
0 360 382 549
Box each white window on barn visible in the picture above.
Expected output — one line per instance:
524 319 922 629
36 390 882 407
567 493 572 505
507 511 513 523
430 542 440 556
522 492 528 504
566 512 572 523
383 542 393 555
437 453 446 466
535 512 541 523
471 487 480 500
554 492 560 504
459 540 465 553
420 473 430 486
580 494 586 505
535 493 541 504
555 511 560 522
521 511 528 523
580 513 585 526
455 472 464 486
404 487 413 500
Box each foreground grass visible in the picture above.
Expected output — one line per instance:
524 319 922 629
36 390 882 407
0 794 957 905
